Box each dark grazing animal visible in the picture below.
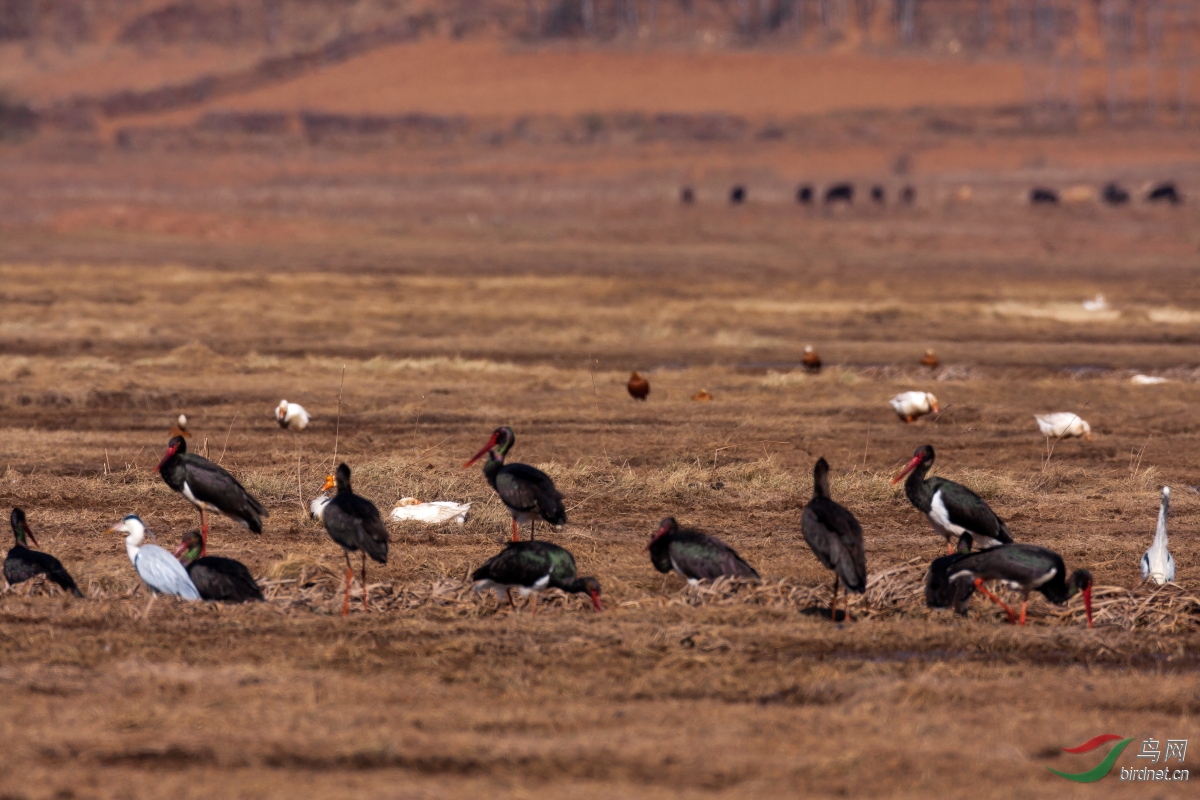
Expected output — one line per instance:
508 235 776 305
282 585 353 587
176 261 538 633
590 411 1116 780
824 183 854 204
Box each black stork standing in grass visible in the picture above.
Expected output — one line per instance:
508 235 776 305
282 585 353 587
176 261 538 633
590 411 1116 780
156 435 267 555
319 463 388 617
465 427 566 542
648 518 760 583
931 533 1094 627
801 458 867 621
472 540 601 613
892 444 1013 554
174 530 263 603
4 509 82 597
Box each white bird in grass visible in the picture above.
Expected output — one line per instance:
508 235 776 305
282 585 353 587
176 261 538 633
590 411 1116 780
106 515 200 616
1082 293 1109 311
1141 486 1175 585
309 494 330 521
1131 374 1170 386
1035 413 1092 441
390 498 472 525
275 400 310 431
889 391 939 423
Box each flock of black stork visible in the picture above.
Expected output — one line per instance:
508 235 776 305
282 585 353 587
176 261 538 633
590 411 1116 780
3 413 1095 627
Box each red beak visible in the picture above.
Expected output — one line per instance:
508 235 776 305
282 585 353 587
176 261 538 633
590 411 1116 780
173 541 188 559
590 591 603 612
644 524 669 552
24 524 39 549
463 433 499 468
155 443 179 473
891 454 923 485
1083 586 1093 628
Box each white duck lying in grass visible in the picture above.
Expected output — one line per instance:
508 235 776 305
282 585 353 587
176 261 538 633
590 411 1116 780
1035 412 1091 441
889 391 939 423
390 498 471 525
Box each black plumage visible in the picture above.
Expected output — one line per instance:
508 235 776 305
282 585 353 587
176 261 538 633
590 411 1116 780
942 538 1094 627
465 427 566 542
893 444 1013 553
648 518 760 583
175 530 263 603
801 458 866 620
4 508 82 597
472 540 601 612
156 435 267 550
320 463 389 616
924 534 976 616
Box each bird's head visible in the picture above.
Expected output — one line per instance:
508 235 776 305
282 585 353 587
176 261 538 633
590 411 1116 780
580 576 602 612
107 514 151 545
320 463 351 494
464 426 515 467
892 444 935 484
174 530 204 564
926 393 939 413
156 436 187 472
955 532 973 554
646 517 678 551
276 400 289 422
1069 569 1094 628
1081 420 1092 442
10 507 37 548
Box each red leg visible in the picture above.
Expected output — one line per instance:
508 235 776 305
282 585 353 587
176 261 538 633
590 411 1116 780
974 578 1016 623
1018 596 1028 626
947 540 955 556
511 518 520 543
507 588 516 610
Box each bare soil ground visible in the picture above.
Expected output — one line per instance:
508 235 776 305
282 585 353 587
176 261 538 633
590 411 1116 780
3 37 1200 800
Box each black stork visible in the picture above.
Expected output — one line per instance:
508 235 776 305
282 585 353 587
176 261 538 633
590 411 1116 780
4 509 82 597
472 540 601 613
648 517 760 583
935 533 1094 627
892 444 1013 554
465 427 566 542
174 530 263 603
156 435 267 555
319 463 389 616
801 458 867 621
925 532 976 616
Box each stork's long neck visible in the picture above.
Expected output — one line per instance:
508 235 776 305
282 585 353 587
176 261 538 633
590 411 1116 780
124 536 141 566
905 463 934 511
1153 494 1169 549
481 453 504 486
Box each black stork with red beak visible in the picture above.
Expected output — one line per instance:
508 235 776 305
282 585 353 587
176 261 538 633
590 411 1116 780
892 444 1013 554
319 463 388 616
4 508 82 597
174 530 263 603
930 533 1094 627
648 518 760 583
156 435 266 555
465 427 566 542
801 458 867 621
472 540 601 613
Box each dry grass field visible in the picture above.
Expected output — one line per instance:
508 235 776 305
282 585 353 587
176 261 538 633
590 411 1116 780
4 30 1200 799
